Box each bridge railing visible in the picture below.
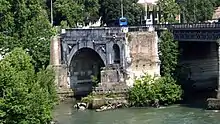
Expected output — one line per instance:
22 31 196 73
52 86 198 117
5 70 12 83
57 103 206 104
128 23 220 32
164 23 220 29
61 23 220 34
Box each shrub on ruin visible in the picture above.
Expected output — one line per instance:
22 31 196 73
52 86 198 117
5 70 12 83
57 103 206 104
128 74 182 107
91 75 99 87
0 48 57 124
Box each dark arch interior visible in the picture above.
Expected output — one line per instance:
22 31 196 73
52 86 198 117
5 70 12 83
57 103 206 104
113 44 120 64
69 48 105 97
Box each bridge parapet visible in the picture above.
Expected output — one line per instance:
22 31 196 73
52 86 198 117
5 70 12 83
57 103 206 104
62 27 125 42
127 23 220 42
128 23 220 31
157 23 220 29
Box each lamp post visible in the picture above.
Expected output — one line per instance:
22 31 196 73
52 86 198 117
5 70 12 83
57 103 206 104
121 0 124 17
145 0 148 26
51 0 53 26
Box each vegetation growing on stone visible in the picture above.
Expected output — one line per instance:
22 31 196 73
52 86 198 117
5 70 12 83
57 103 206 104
128 74 182 107
91 75 100 87
0 48 57 123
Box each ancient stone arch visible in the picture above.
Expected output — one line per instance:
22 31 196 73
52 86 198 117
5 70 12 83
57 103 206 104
67 42 106 66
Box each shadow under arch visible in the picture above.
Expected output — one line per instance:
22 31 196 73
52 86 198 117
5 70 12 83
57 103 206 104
113 44 120 64
69 47 105 97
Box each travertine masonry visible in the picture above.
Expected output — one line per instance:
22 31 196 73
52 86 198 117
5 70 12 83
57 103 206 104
125 31 160 86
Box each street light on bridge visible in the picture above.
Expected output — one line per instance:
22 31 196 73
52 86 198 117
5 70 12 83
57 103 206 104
51 0 53 26
121 0 124 17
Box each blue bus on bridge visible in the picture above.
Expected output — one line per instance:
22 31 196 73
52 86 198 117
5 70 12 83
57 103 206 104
107 17 128 27
119 17 128 27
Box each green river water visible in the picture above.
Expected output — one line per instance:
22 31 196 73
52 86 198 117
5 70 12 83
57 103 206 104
53 101 220 124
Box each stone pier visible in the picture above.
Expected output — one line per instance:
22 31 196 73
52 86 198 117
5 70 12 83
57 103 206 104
125 31 161 87
207 40 220 110
50 36 73 98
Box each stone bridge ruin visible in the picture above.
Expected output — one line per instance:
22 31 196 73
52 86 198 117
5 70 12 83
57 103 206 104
50 24 220 99
50 27 160 97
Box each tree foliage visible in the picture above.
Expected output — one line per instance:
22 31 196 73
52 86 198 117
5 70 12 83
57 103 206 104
128 74 182 107
215 0 220 7
159 30 179 77
0 48 57 124
158 0 180 23
83 0 100 24
0 0 55 71
53 0 84 27
179 0 215 23
52 0 100 27
99 0 144 26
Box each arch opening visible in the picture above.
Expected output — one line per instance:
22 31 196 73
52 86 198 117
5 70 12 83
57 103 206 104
69 48 105 97
113 44 120 64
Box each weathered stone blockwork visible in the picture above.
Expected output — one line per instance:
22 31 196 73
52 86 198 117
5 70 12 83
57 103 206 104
50 28 161 96
93 64 128 94
50 36 73 97
125 31 160 86
91 97 128 109
207 98 220 110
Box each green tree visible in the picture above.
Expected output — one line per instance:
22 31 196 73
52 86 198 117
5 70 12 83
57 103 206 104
53 0 100 27
214 0 220 7
99 0 144 26
179 0 215 23
0 48 57 124
159 30 179 77
128 74 182 107
0 0 54 71
53 0 84 27
83 0 100 25
158 0 180 23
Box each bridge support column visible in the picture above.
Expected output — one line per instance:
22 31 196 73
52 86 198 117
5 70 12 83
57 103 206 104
217 40 220 99
206 40 220 110
50 36 72 98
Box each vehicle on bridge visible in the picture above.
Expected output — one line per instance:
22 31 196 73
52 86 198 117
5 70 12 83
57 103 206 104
119 17 128 27
106 17 128 27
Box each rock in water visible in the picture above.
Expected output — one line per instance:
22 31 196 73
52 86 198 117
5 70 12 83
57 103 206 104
74 102 87 110
79 106 86 110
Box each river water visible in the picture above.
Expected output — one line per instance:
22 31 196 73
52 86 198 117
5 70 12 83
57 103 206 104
53 101 220 124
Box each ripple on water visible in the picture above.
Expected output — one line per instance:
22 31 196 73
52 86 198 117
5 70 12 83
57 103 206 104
54 103 220 124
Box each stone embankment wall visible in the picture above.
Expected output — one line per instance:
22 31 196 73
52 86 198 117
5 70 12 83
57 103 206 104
125 31 160 86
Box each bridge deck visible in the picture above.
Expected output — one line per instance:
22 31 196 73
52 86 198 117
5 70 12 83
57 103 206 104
62 23 220 42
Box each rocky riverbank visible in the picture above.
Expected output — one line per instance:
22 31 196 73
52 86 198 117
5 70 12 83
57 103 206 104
73 96 129 112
